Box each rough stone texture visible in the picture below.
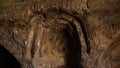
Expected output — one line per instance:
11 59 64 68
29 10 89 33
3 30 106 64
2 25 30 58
0 0 120 68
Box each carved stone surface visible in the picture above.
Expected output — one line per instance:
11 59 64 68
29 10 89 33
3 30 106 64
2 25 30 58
0 0 120 68
23 9 89 68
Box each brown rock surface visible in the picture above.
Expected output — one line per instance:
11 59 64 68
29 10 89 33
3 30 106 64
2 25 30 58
0 0 120 68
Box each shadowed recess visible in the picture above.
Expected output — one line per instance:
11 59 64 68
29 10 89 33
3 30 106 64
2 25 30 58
0 44 21 68
63 22 84 68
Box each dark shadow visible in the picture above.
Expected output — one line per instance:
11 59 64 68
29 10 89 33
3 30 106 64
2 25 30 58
63 22 84 68
59 8 91 53
0 44 21 68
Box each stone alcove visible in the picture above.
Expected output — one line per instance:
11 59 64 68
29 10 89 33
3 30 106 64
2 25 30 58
24 8 89 68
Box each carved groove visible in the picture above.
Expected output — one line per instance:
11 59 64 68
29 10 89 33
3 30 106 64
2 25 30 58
99 36 120 68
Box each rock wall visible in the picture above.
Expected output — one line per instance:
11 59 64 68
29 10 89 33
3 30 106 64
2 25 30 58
0 0 120 68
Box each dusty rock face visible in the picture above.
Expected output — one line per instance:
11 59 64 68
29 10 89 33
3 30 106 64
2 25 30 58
0 0 120 68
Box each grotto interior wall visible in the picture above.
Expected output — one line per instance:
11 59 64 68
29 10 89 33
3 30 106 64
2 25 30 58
0 0 120 68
